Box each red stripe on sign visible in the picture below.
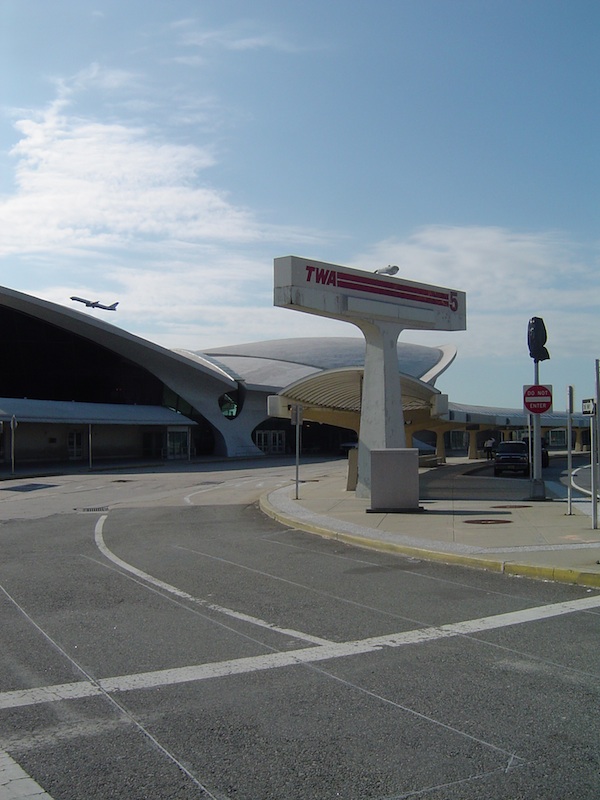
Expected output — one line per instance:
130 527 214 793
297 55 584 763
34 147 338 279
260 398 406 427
337 272 450 307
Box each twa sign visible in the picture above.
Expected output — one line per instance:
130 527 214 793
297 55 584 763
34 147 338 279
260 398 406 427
274 256 466 331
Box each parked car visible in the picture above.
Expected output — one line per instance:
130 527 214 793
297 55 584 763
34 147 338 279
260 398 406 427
493 440 549 476
493 441 529 476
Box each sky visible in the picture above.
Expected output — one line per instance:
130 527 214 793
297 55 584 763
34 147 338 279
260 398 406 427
1 0 598 411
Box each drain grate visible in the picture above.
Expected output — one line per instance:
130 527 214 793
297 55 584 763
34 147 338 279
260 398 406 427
464 519 512 525
492 504 531 509
82 506 109 513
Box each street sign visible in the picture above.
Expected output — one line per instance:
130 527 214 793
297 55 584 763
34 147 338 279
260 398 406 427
274 256 466 331
582 398 596 416
523 384 553 414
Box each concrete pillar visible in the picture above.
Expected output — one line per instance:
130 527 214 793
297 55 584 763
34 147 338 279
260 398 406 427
468 429 479 459
356 321 406 498
435 429 446 461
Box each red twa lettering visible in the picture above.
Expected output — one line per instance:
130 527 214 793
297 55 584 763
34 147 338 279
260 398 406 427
305 265 337 286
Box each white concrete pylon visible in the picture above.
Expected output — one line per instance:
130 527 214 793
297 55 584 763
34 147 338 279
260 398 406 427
356 320 406 497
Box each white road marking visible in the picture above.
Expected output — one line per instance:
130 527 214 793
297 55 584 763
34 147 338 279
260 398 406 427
183 476 279 504
0 748 54 799
1 594 599 712
94 516 331 646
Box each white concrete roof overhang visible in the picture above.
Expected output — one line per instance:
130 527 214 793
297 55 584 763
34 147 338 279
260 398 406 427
278 367 440 415
0 398 194 426
199 338 458 407
202 338 456 386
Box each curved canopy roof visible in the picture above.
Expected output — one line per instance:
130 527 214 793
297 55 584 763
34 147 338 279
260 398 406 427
198 337 457 393
280 367 439 414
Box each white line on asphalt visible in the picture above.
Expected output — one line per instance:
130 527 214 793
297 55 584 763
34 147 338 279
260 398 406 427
183 476 277 505
2 594 599 712
0 747 55 799
94 516 331 646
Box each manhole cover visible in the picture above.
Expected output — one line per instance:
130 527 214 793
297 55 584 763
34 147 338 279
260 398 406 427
492 504 531 509
464 519 512 525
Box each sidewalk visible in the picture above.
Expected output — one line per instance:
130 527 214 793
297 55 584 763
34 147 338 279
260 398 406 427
260 457 600 590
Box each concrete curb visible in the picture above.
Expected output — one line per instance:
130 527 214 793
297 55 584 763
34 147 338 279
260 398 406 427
259 490 600 590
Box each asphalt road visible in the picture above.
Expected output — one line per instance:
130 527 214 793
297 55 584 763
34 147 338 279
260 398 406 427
445 453 591 499
0 458 599 799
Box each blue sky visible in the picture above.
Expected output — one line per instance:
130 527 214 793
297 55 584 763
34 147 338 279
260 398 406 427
1 0 598 410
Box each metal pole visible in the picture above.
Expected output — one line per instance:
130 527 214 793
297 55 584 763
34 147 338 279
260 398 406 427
10 416 15 475
294 406 301 500
596 360 600 459
591 414 598 530
531 361 545 498
527 414 533 479
88 423 93 470
566 386 573 515
594 360 600 528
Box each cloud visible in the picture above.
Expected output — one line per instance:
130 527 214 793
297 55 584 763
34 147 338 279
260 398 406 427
0 78 331 348
0 90 325 260
353 226 600 359
2 70 597 366
174 21 304 55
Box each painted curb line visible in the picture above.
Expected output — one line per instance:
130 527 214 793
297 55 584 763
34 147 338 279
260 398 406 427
259 491 600 590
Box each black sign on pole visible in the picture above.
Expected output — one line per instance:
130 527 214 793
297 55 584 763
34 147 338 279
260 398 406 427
526 317 549 499
527 317 550 362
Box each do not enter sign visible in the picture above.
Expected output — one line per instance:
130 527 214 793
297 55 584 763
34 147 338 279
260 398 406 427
523 384 553 414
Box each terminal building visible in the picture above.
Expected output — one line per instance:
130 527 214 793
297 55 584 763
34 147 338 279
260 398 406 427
0 284 589 470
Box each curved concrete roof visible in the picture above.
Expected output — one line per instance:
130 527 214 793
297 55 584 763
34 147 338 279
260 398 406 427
0 285 236 393
197 337 457 392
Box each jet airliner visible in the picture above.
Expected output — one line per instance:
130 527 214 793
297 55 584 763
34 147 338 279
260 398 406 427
71 296 118 311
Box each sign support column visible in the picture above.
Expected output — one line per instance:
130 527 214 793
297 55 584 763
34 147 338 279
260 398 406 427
523 381 552 499
526 317 551 500
355 320 406 497
566 386 573 515
591 412 598 530
532 362 544 499
582 397 597 529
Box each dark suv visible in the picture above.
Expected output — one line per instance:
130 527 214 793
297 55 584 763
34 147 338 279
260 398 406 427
493 441 529 476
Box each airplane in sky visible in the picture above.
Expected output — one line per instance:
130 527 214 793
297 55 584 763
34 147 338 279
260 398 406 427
71 296 118 311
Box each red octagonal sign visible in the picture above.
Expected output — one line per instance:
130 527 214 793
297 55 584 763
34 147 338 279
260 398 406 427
523 384 553 414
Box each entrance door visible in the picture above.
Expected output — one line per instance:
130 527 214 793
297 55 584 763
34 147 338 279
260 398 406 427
167 429 188 459
270 430 285 454
68 431 83 460
256 430 285 454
